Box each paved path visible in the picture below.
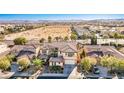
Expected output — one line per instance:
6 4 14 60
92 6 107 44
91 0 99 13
97 66 108 77
29 70 42 79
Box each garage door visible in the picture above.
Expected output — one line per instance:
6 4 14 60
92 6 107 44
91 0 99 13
65 59 76 64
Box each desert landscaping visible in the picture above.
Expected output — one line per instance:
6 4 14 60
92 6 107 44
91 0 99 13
4 25 71 41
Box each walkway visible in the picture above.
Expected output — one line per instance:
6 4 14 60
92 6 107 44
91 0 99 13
0 70 14 79
68 66 82 79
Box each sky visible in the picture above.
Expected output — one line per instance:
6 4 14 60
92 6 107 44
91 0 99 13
0 14 124 20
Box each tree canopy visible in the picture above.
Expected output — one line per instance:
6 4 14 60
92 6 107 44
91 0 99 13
81 57 97 73
70 32 78 40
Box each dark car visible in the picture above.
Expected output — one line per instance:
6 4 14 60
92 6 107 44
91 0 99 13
93 67 100 74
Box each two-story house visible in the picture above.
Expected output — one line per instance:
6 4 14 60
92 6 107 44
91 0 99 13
39 42 78 67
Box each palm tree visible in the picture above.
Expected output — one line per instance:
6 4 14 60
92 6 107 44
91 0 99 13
32 58 44 70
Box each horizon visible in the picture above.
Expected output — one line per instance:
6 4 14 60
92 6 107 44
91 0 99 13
0 14 124 21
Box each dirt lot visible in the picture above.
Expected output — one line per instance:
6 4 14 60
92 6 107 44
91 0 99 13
4 25 71 41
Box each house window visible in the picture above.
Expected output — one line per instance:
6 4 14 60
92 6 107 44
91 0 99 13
68 52 74 57
65 53 68 56
42 50 47 54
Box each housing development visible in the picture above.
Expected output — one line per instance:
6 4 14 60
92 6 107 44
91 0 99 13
1 14 124 79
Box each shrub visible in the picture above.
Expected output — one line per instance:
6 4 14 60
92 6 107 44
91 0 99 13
17 58 30 69
32 58 43 67
14 37 27 45
40 38 45 43
0 56 11 71
48 36 52 43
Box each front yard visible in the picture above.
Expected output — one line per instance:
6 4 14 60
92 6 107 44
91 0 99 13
48 66 63 73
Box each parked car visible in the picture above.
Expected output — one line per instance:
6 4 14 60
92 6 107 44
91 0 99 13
18 66 24 72
93 67 100 74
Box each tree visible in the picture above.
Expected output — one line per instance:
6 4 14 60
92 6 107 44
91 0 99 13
107 56 118 71
91 34 97 45
100 56 119 72
100 56 124 73
114 33 119 39
48 36 52 43
100 56 110 67
32 58 44 70
40 38 45 43
81 34 87 39
64 36 69 41
55 37 59 42
0 57 11 71
117 60 124 71
6 54 15 63
80 49 87 59
81 57 92 73
14 37 27 45
70 32 78 40
17 58 30 69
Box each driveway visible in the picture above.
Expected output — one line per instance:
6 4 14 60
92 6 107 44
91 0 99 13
85 66 113 79
63 64 75 74
97 66 108 77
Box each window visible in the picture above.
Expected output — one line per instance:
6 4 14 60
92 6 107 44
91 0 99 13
42 50 47 54
68 52 74 57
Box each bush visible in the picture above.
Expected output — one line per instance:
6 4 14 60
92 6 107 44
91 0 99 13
81 57 96 73
49 66 63 73
64 36 69 41
14 37 27 45
100 56 124 73
6 54 16 63
70 32 78 40
17 58 30 69
32 58 44 69
40 38 45 43
48 36 52 43
0 56 11 71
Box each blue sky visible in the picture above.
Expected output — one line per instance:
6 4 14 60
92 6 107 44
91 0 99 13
0 14 124 20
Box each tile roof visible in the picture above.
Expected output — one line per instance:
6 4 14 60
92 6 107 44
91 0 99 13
49 56 64 62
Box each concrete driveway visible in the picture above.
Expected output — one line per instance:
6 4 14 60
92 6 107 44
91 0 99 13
97 66 108 77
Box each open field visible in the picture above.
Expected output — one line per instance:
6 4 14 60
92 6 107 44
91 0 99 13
4 25 71 41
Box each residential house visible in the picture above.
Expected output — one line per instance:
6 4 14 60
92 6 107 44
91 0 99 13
39 42 78 67
49 56 64 67
12 45 41 60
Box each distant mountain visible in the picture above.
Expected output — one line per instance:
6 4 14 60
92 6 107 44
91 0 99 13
0 19 124 24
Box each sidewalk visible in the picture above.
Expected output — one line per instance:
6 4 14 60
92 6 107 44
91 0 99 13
0 70 14 79
68 67 82 79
